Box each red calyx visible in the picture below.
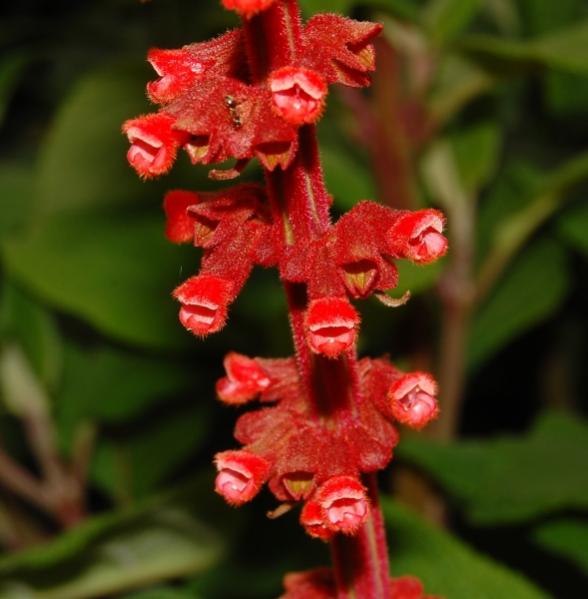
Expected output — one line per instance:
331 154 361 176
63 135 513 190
221 0 277 18
269 67 327 126
305 297 359 358
281 568 336 599
388 372 439 430
147 48 206 104
173 274 234 336
214 450 270 506
391 576 441 599
216 352 272 405
387 209 448 264
163 190 199 243
123 113 189 179
315 475 369 535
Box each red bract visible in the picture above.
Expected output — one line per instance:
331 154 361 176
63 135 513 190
281 568 335 599
222 0 277 18
122 113 188 178
390 576 440 599
173 274 233 336
163 190 199 243
389 372 439 430
216 352 272 405
214 450 270 505
270 67 327 125
305 297 359 357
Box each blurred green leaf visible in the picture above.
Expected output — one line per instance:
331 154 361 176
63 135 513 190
1 213 191 350
385 498 549 598
0 52 28 126
0 163 33 239
459 20 588 75
0 484 224 599
423 0 482 46
122 588 199 599
398 411 588 525
393 258 445 297
32 67 153 220
0 281 63 392
57 343 193 447
92 403 209 501
299 0 353 13
469 239 569 368
321 144 377 211
558 201 588 258
533 519 588 574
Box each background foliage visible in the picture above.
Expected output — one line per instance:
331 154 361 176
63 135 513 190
0 0 587 597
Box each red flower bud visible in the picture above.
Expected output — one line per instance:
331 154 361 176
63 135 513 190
315 475 369 535
269 67 327 126
173 274 233 336
387 209 448 264
214 450 270 506
216 352 271 405
305 297 359 358
300 500 335 541
388 372 439 430
123 113 188 178
147 48 206 104
163 190 199 244
221 0 276 18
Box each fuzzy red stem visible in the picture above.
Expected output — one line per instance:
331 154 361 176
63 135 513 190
242 3 392 596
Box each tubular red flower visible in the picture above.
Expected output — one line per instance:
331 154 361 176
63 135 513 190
173 274 234 336
315 475 369 535
269 67 327 126
305 297 359 358
387 209 448 265
388 372 439 430
147 48 206 104
221 0 276 18
216 352 272 405
122 112 188 179
300 500 335 541
163 190 200 243
214 450 270 506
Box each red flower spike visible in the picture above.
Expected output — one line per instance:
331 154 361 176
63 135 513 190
123 113 188 179
316 475 369 535
269 67 328 126
173 274 233 337
163 190 199 243
222 0 276 18
216 352 272 405
300 500 335 541
281 568 336 599
387 209 448 265
305 297 359 358
388 372 439 430
214 450 270 506
302 16 383 88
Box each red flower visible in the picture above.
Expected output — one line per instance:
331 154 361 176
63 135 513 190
270 67 327 125
305 297 359 358
221 0 277 18
391 576 441 599
388 372 439 430
216 352 272 405
315 475 369 535
214 450 270 506
281 568 335 599
387 209 448 264
163 190 199 243
122 113 188 179
173 274 234 336
300 499 335 541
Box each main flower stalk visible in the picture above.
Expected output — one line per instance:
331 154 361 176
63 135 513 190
123 0 447 597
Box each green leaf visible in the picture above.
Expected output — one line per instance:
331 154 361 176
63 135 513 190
299 0 354 15
423 0 483 46
558 201 588 258
459 20 588 75
0 163 34 239
397 411 588 525
0 52 28 126
0 281 63 392
122 588 199 599
393 258 445 297
533 519 588 574
0 483 224 599
1 213 191 350
469 239 569 368
91 403 210 501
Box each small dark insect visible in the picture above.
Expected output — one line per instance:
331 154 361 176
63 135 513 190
225 95 243 129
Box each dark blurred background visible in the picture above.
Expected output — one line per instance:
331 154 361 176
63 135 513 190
0 1 587 598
